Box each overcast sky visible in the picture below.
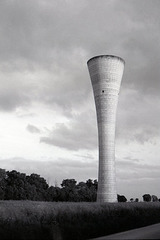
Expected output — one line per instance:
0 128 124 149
0 0 160 200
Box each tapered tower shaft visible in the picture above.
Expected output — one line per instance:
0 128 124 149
87 55 125 202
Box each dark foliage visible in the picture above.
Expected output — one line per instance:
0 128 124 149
0 169 97 202
0 168 158 203
143 194 152 202
117 194 127 202
152 195 158 202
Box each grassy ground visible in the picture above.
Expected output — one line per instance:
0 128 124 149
0 200 160 240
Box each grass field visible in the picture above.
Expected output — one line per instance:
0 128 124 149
0 200 160 240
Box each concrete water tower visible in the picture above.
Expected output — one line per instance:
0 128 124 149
87 55 125 202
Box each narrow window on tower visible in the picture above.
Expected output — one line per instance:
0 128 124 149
102 90 104 93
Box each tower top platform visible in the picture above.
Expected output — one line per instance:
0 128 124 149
87 55 125 65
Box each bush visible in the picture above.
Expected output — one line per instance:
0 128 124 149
143 194 151 202
117 194 127 202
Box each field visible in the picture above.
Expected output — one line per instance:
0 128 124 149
0 201 160 240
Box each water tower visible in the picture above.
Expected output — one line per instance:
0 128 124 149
87 55 125 202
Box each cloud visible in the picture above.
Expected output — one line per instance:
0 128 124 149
0 157 98 186
26 124 41 134
117 88 160 144
0 0 160 116
0 72 31 111
40 110 98 150
117 158 160 181
0 0 160 200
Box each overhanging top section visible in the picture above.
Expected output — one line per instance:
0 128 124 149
87 55 125 65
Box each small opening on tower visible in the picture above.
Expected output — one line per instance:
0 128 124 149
102 90 104 93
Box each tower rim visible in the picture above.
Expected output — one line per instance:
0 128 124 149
87 55 125 65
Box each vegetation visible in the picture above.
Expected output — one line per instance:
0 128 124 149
0 168 160 239
117 194 127 202
143 194 152 202
142 194 159 202
0 201 160 240
0 169 97 202
0 168 160 203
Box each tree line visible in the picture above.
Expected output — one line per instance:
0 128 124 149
0 169 97 202
0 168 159 202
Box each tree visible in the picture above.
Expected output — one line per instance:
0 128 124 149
86 179 93 188
143 194 151 202
46 186 61 202
60 179 97 202
0 168 100 202
60 179 77 201
25 183 37 201
61 179 77 189
93 180 98 190
152 195 158 202
0 169 7 200
5 170 27 200
77 182 97 202
117 194 127 202
26 174 49 201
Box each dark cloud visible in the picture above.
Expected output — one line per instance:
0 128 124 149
117 159 160 181
26 124 41 134
0 72 32 111
0 0 159 115
0 88 29 111
117 89 160 144
40 111 98 150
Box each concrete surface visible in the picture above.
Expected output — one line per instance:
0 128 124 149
87 55 125 202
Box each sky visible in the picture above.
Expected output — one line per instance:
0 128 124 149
0 0 160 200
